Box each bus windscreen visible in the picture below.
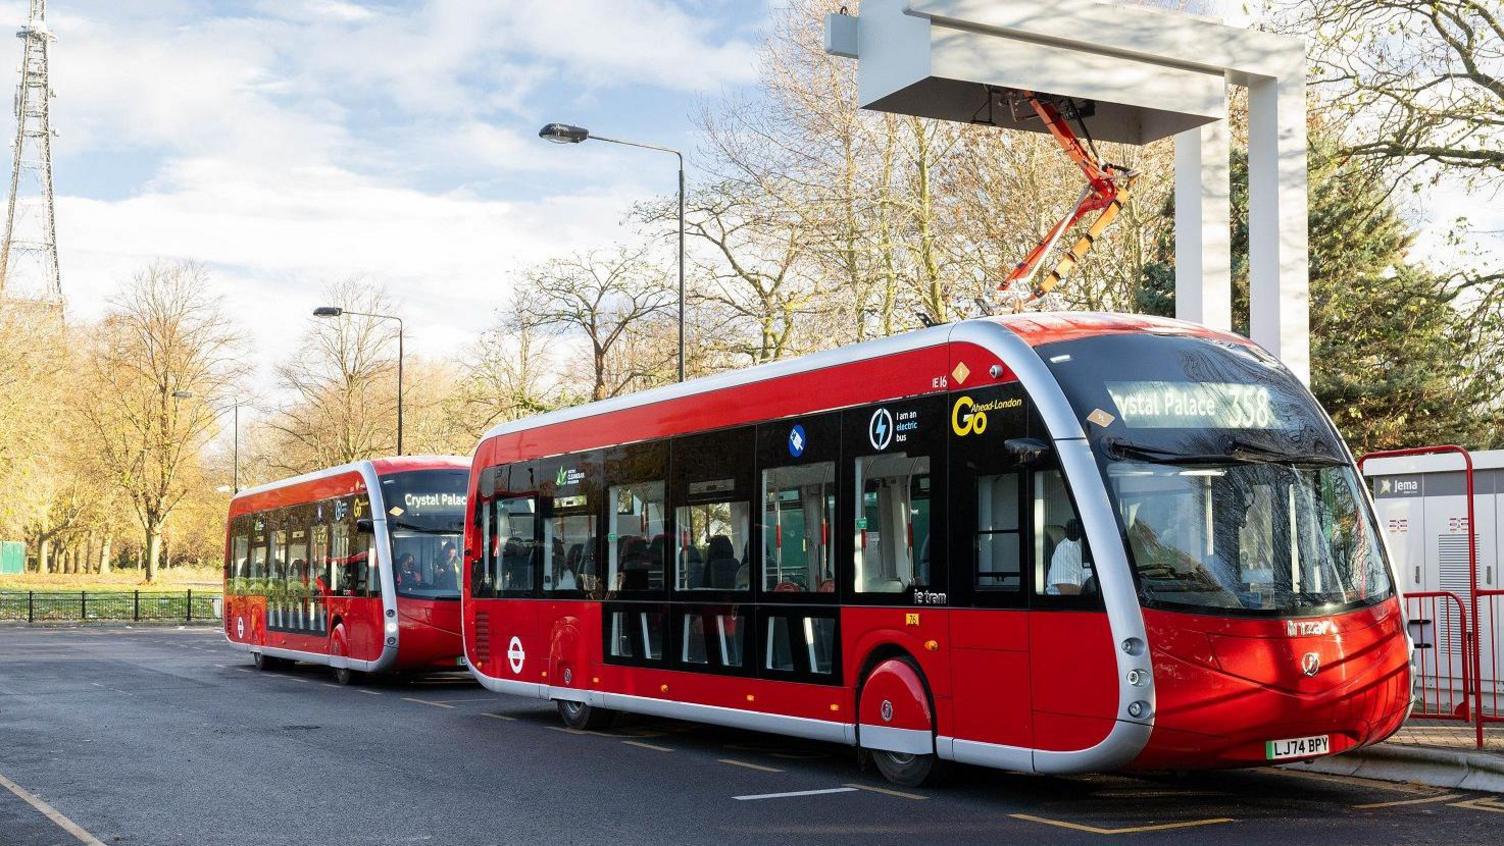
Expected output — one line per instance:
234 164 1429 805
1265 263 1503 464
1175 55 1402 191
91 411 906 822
380 469 468 600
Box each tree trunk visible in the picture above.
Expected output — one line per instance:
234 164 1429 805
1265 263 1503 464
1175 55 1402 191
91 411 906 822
99 536 112 575
145 527 162 583
38 537 51 574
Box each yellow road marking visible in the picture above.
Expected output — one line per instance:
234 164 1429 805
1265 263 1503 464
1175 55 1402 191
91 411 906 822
0 768 108 846
1268 768 1434 795
622 740 674 752
1010 814 1234 835
482 713 516 721
718 758 783 773
401 697 455 709
1353 793 1464 809
1452 797 1504 814
844 783 927 801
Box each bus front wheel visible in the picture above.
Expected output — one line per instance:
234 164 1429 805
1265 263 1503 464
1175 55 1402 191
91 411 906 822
870 748 946 788
253 652 284 671
556 699 615 730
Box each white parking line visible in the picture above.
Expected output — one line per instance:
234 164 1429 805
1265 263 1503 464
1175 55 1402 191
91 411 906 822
733 787 857 802
0 768 108 846
622 740 673 752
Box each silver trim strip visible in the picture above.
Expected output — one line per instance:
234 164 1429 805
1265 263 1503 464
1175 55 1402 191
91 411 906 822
227 639 385 673
859 723 933 755
465 657 856 745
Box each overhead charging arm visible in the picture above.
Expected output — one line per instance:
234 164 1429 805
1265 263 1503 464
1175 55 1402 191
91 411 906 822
1000 92 1136 305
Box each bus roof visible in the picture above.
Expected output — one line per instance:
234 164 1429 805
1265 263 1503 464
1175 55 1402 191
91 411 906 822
473 313 1245 463
230 455 469 517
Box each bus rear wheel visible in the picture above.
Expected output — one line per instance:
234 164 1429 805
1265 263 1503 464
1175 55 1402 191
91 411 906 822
557 699 615 731
253 652 285 671
332 665 358 685
870 748 947 788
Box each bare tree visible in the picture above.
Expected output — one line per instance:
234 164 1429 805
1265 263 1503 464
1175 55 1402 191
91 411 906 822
264 279 400 473
513 246 676 402
1284 0 1502 176
85 262 242 582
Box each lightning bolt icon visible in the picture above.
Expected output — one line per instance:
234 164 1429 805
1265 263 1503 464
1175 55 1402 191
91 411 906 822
876 416 888 441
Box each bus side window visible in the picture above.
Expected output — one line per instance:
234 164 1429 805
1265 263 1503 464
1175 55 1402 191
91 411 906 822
605 441 669 596
229 521 249 596
1034 469 1094 599
350 497 374 597
671 428 754 594
976 473 1022 592
329 508 349 596
249 518 268 590
761 462 836 594
853 453 932 594
495 495 539 595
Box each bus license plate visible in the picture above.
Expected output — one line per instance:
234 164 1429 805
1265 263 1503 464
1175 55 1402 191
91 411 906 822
1265 734 1329 760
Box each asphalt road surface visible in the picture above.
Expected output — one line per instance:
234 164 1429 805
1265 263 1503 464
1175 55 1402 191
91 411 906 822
2 624 1501 846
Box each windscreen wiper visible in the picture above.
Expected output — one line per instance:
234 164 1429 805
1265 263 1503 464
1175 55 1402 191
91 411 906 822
1225 437 1343 466
1104 438 1231 465
387 519 463 535
1106 436 1344 466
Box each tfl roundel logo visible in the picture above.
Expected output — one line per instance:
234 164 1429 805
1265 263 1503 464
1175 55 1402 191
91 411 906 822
868 408 894 451
788 424 807 458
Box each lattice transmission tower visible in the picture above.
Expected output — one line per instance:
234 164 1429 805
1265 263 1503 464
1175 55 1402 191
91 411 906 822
0 0 60 305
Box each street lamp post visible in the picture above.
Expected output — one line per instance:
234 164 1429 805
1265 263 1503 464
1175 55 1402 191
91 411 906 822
539 122 686 383
175 392 240 493
313 306 405 455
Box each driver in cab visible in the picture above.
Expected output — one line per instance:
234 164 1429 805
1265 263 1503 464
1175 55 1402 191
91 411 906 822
1046 518 1087 595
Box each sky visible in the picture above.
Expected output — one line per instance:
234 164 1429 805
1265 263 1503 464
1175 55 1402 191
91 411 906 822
6 0 1497 411
4 0 769 402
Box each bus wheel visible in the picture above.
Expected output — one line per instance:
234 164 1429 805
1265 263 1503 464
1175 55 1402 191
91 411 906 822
556 699 615 730
330 624 357 685
253 652 280 671
871 748 947 788
858 655 948 787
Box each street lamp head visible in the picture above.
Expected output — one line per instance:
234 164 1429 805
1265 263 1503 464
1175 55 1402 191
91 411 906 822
312 306 343 317
539 122 590 144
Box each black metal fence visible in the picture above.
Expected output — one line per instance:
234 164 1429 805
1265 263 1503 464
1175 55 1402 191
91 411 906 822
0 590 222 623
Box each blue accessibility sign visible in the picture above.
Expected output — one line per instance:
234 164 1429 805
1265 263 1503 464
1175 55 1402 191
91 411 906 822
788 424 807 458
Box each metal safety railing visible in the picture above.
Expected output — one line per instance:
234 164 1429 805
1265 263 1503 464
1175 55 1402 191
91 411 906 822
1480 589 1503 730
1404 591 1473 721
1362 445 1497 750
0 590 222 624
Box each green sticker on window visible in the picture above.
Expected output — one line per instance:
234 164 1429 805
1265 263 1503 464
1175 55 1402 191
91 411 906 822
856 518 868 530
607 533 618 542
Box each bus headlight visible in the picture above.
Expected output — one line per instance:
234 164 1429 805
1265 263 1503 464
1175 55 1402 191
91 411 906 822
1127 669 1149 687
385 621 398 635
1128 700 1151 719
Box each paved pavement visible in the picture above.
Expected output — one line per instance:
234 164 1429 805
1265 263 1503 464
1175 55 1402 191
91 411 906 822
2 624 1503 845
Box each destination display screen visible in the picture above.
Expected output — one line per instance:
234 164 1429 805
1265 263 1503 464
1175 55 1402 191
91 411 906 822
379 469 468 530
1106 381 1281 430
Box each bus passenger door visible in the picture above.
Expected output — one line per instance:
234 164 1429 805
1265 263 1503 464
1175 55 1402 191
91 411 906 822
946 386 1033 750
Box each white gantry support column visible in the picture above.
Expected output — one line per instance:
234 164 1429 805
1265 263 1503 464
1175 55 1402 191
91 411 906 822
1174 102 1232 333
827 0 1311 383
1248 72 1311 383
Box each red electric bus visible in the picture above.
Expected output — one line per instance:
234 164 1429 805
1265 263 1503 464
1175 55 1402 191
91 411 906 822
224 456 470 683
460 314 1411 786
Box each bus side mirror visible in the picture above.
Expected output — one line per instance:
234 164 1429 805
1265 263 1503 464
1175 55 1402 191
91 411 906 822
355 518 375 534
1005 438 1052 467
